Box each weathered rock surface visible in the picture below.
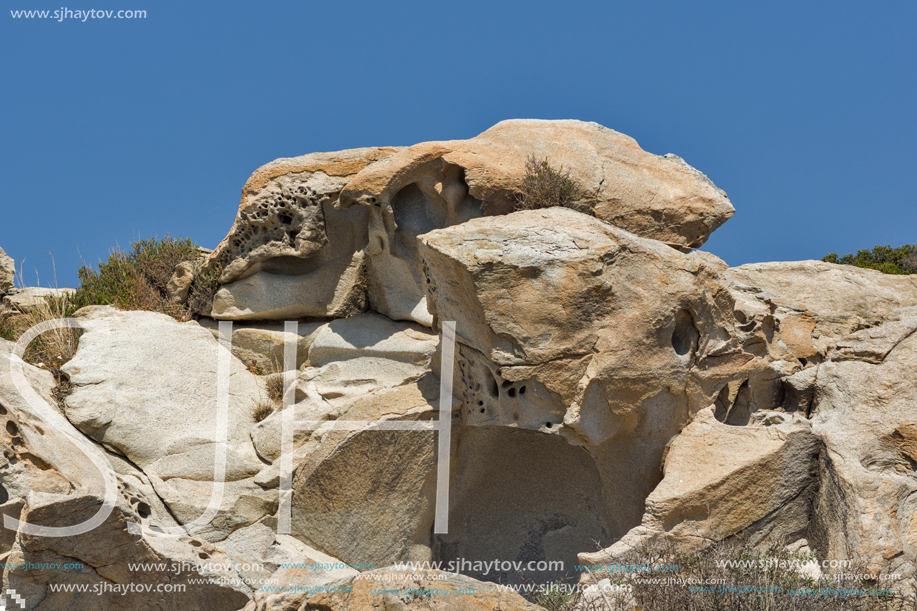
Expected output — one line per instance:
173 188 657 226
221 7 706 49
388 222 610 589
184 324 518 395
289 375 453 567
205 147 402 320
579 260 917 592
250 357 429 465
7 124 917 609
0 247 13 291
308 312 439 367
63 309 265 484
723 260 917 360
416 207 783 575
198 317 326 372
205 120 733 327
417 207 750 445
1 337 253 610
578 407 820 577
338 120 732 326
342 119 734 248
167 260 196 303
808 330 917 582
5 494 251 610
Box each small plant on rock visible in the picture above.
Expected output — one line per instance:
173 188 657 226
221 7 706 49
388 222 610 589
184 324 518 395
187 262 224 316
514 155 585 213
265 374 284 404
253 401 275 423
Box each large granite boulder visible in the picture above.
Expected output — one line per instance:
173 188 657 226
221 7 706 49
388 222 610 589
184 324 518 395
417 207 752 446
62 308 265 483
415 207 778 578
207 120 734 326
580 261 917 595
0 340 252 610
60 308 278 542
340 119 733 325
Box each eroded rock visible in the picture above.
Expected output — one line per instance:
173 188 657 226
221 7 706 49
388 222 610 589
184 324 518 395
206 147 402 320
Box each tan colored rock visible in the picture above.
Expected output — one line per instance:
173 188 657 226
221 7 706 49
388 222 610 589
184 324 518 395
210 250 367 320
251 357 428 465
416 208 796 565
198 317 326 372
342 119 734 248
1 338 249 609
0 247 13 291
289 375 457 568
209 147 400 283
1 343 93 499
723 260 917 361
5 494 251 610
339 120 733 326
417 207 753 445
166 260 196 303
578 407 820 580
441 425 615 585
203 147 402 319
580 261 917 589
308 311 439 367
808 330 917 582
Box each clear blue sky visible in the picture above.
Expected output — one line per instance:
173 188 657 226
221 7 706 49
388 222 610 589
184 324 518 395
2 1 915 288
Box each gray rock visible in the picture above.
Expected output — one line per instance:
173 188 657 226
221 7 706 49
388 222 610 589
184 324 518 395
62 310 265 485
307 312 439 367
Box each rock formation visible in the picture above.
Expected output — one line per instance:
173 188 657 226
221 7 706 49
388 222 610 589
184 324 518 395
1 119 915 610
0 247 13 292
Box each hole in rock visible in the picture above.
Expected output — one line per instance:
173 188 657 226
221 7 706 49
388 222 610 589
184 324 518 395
0 483 7 505
671 309 699 359
486 374 499 399
5 421 18 436
136 502 152 520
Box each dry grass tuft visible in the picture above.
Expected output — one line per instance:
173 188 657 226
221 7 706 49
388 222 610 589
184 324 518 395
525 537 912 611
514 155 586 214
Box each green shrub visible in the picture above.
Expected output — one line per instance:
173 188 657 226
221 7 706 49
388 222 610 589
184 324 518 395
514 155 586 213
70 236 219 320
187 262 223 316
823 244 917 275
